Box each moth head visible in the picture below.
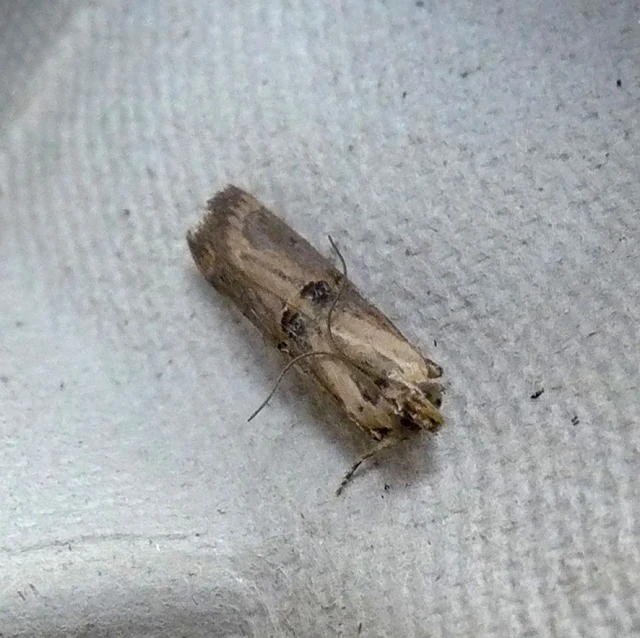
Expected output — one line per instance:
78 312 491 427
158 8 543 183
382 373 444 431
417 379 444 410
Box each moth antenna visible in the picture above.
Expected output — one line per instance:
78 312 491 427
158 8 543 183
247 350 345 422
249 237 351 424
335 437 396 496
326 235 348 355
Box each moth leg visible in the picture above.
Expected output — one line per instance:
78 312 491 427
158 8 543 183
335 437 396 496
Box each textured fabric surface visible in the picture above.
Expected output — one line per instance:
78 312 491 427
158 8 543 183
1 1 639 636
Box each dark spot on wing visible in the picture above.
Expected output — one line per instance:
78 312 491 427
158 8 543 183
300 280 331 304
280 308 307 339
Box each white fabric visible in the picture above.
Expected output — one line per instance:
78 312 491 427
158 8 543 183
1 1 638 636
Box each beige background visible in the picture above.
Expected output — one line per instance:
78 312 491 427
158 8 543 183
1 1 639 636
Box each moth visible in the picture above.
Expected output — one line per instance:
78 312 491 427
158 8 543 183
187 185 444 494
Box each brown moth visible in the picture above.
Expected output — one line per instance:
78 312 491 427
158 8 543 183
187 185 444 494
